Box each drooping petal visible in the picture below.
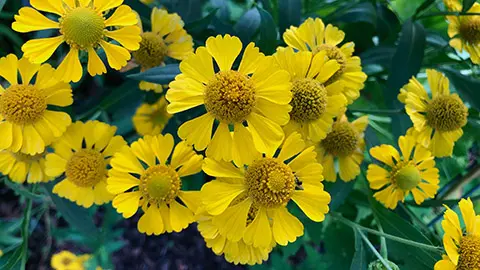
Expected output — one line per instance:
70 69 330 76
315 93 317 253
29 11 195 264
87 47 107 76
177 113 215 151
138 204 164 235
201 180 245 215
272 207 304 246
105 25 142 50
55 48 83 83
243 208 272 248
12 7 59 33
112 191 141 218
100 40 131 70
206 34 242 71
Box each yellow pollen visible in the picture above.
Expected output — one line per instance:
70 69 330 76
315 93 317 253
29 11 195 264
394 165 421 191
0 84 47 124
244 158 295 208
426 95 467 132
290 78 327 123
65 149 106 187
321 122 358 157
457 234 480 270
60 7 105 50
315 44 347 84
132 32 169 69
204 70 256 123
459 17 480 44
140 165 180 204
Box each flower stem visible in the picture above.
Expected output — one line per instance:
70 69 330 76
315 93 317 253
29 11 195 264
356 228 393 270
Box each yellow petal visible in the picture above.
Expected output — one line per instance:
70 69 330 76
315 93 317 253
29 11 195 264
324 24 345 46
369 144 400 167
430 130 454 157
178 47 215 84
21 125 45 154
105 25 141 50
201 180 245 215
104 5 136 25
178 113 214 151
202 158 244 178
100 40 131 70
130 137 156 167
254 98 291 126
292 187 331 222
87 47 107 76
427 69 450 98
170 141 194 169
44 84 73 107
112 191 141 218
206 122 233 162
338 155 360 182
110 147 145 174
9 161 28 183
18 57 40 85
0 121 14 150
443 236 459 265
288 146 317 172
247 112 284 156
398 135 416 160
459 198 476 234
107 169 139 194
149 133 174 166
169 200 194 232
243 208 272 248
272 207 304 246
238 43 263 75
231 124 259 166
138 204 164 235
93 180 114 205
322 154 337 182
212 198 252 241
277 132 305 162
176 154 203 177
366 164 390 190
0 54 18 85
206 34 242 71
30 0 65 15
12 7 59 33
151 7 183 36
55 48 83 83
253 70 292 105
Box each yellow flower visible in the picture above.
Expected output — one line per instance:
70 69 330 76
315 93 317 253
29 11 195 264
201 132 331 249
283 18 367 103
107 134 203 235
434 198 480 270
51 251 90 270
316 114 368 182
197 208 275 265
443 0 462 11
398 69 468 157
445 3 480 64
367 135 439 210
12 0 141 83
132 96 172 136
274 47 347 142
0 54 73 155
45 121 126 208
166 34 292 165
133 8 193 92
0 150 51 184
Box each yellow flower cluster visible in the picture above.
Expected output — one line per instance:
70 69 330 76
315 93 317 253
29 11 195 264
51 250 101 270
0 0 475 267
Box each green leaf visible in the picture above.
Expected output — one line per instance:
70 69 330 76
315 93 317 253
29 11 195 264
440 67 480 111
375 3 401 43
325 180 355 211
360 47 396 67
462 0 476 12
127 64 180 84
334 2 377 26
234 8 261 44
278 0 302 34
323 221 355 269
0 247 22 270
0 0 6 12
44 183 98 237
350 229 367 270
413 0 436 17
256 7 277 54
185 8 218 35
2 180 45 201
370 199 441 269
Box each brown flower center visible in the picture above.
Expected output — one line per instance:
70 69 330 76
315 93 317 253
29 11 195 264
133 32 169 69
426 95 467 132
0 84 47 124
321 122 358 157
65 149 106 187
290 78 327 123
457 234 480 270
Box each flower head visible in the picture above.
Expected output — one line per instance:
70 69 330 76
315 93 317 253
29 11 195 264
445 2 480 63
107 134 203 235
0 150 51 184
45 121 126 208
201 132 331 248
367 135 440 209
132 96 172 136
166 34 292 165
283 18 367 103
51 250 91 270
435 198 480 270
12 0 141 82
398 69 468 157
132 8 193 92
0 54 72 154
316 114 368 182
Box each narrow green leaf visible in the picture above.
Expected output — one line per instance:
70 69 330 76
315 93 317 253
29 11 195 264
375 4 401 42
278 0 302 34
370 199 440 269
334 2 377 26
413 0 436 17
3 180 45 201
256 7 277 54
0 247 22 270
234 8 261 44
185 9 218 35
325 180 355 211
350 229 367 270
19 186 36 270
360 46 396 67
127 64 180 84
0 0 6 12
44 183 98 237
440 67 480 111
462 0 476 12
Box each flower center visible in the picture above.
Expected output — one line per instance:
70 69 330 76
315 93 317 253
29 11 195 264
0 84 47 125
132 32 169 70
204 70 256 123
60 7 105 50
314 44 347 84
426 95 467 132
65 149 106 187
459 17 480 45
61 257 73 266
457 234 480 270
321 122 358 157
290 78 327 123
394 165 421 191
244 158 295 208
139 165 181 204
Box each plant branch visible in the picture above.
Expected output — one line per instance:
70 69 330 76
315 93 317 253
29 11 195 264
416 11 480 20
356 228 393 270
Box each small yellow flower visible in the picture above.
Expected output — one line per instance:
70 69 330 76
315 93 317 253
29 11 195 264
273 47 347 142
45 121 126 208
201 132 331 249
197 208 275 265
0 150 51 184
316 114 368 182
132 96 172 136
12 0 142 82
443 0 462 11
367 135 440 210
434 198 480 270
0 54 73 155
398 69 468 157
445 2 480 63
107 134 203 235
283 18 367 103
166 34 292 165
51 251 91 270
133 8 193 92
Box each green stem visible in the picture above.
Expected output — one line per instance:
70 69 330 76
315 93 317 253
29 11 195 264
416 11 480 20
405 194 480 207
20 185 37 270
356 228 393 270
372 211 388 259
349 108 404 115
333 214 443 253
